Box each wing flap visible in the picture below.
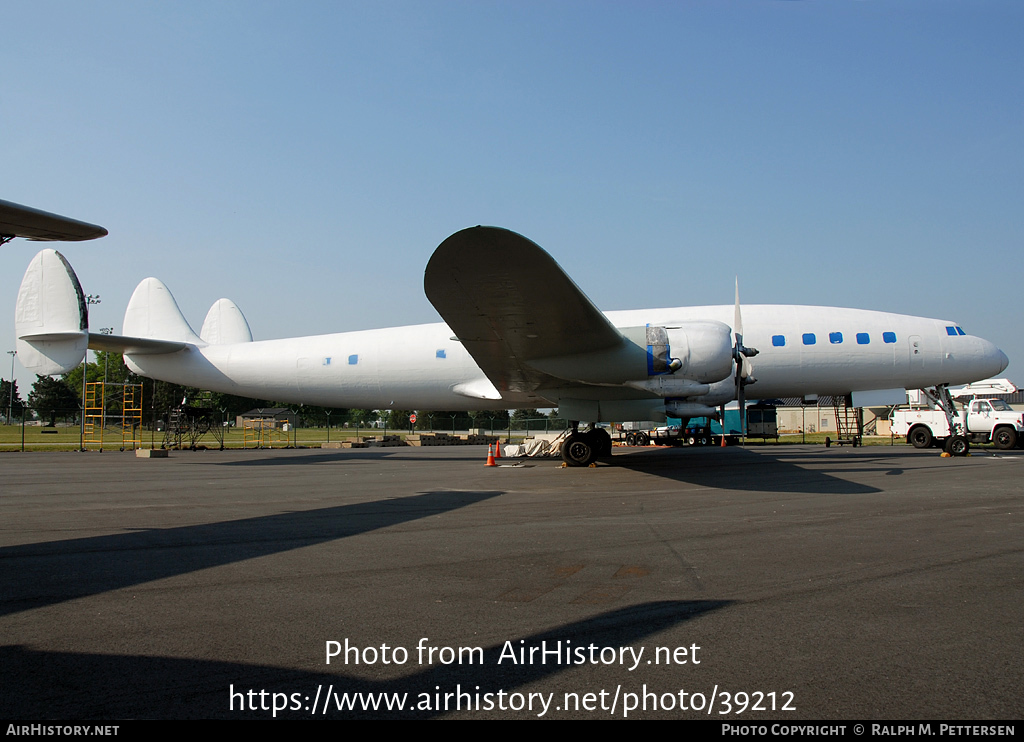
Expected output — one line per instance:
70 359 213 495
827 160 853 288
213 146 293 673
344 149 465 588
425 227 624 394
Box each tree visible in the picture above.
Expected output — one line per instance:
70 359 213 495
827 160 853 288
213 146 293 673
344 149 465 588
511 408 542 430
28 375 80 423
386 409 413 430
2 379 25 422
348 409 379 427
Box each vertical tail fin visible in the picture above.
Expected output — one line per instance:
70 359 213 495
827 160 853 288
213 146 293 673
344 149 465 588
15 249 89 374
122 277 203 345
200 298 253 344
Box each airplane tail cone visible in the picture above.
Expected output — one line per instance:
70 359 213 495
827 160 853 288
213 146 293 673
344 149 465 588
485 444 496 467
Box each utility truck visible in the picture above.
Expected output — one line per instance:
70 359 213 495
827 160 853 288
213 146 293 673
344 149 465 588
891 380 1022 453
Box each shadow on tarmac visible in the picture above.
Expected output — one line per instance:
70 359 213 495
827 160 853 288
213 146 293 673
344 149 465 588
205 449 500 466
0 489 501 618
1 599 731 719
610 446 882 495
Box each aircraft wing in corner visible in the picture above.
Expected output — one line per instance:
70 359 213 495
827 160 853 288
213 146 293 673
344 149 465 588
0 198 108 243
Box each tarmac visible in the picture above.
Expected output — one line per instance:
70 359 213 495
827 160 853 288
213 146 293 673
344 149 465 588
1 443 1021 719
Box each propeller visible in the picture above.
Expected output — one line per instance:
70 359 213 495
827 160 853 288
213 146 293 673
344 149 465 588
732 278 759 435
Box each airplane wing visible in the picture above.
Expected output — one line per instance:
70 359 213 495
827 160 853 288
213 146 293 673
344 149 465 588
0 199 108 242
424 226 626 398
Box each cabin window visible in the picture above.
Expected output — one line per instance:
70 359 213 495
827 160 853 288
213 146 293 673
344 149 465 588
802 333 816 345
829 332 843 344
883 332 896 343
436 349 446 359
856 333 870 345
772 335 785 347
348 354 359 365
323 357 331 366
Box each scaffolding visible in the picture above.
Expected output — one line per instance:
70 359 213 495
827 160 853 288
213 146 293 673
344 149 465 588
83 382 104 447
243 417 290 448
162 406 224 450
121 383 143 449
82 382 144 450
831 394 864 446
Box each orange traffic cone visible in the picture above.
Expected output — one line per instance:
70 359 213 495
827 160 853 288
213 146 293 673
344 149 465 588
485 444 496 467
494 439 502 458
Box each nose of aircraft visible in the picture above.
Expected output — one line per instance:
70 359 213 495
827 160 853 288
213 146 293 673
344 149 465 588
978 337 1009 378
946 335 1009 382
994 346 1010 375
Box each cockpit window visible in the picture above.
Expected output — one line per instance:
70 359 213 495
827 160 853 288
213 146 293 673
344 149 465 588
946 326 957 336
956 326 966 336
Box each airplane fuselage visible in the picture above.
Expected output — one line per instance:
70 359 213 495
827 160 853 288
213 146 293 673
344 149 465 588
123 304 1008 417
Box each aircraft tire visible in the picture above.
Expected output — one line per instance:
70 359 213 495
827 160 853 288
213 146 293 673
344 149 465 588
561 433 595 467
908 426 933 449
587 428 613 457
993 426 1017 450
945 435 969 457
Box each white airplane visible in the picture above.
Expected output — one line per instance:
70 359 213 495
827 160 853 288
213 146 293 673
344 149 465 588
9 204 1009 465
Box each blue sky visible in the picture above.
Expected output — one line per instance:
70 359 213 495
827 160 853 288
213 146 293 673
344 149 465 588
3 1 1022 393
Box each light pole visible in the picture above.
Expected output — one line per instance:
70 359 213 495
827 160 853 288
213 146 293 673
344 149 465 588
80 295 101 450
99 328 113 431
6 350 16 425
99 328 113 384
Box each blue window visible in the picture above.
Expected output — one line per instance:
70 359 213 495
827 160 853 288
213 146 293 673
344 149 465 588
882 332 896 344
956 326 966 336
946 326 957 336
829 332 843 344
323 357 331 366
856 333 870 345
802 333 816 345
436 349 446 359
348 354 359 365
772 335 786 347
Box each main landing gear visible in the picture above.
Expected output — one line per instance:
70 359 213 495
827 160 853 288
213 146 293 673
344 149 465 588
560 423 612 467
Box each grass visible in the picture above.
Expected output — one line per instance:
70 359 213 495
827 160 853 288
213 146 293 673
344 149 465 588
0 424 530 452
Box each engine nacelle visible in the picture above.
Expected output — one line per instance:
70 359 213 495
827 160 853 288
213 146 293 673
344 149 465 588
665 321 734 383
687 378 737 408
526 320 733 385
664 401 720 418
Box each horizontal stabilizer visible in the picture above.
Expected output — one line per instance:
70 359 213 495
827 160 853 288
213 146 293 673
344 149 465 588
0 198 108 242
200 298 253 344
123 278 204 346
88 332 186 356
15 249 89 374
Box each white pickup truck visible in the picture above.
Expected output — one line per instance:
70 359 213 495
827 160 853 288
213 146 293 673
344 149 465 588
891 398 1024 450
